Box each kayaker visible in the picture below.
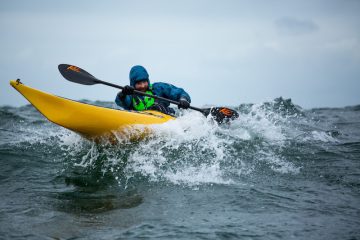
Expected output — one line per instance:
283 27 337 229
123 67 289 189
115 65 191 115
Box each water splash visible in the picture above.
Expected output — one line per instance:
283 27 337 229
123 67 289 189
1 98 340 188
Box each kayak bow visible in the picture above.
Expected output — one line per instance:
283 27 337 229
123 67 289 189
10 80 175 139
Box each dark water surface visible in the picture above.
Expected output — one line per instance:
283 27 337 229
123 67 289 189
1 98 359 239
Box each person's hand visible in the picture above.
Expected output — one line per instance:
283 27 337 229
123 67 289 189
178 98 190 109
122 85 135 95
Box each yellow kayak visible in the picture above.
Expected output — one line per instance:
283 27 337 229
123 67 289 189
10 80 175 140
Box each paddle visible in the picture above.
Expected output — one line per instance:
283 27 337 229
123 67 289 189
58 64 239 123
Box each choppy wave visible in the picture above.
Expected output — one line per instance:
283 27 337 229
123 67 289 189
1 97 350 188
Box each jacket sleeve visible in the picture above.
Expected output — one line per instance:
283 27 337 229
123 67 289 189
153 82 191 103
115 92 132 110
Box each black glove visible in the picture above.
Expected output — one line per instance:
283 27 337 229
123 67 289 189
122 85 135 95
178 98 190 109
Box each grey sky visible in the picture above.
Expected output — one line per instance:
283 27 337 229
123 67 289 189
1 0 359 108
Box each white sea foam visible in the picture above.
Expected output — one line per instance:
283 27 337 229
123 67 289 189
120 108 301 186
121 111 231 185
242 103 288 142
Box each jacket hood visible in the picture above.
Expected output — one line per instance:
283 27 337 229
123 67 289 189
129 65 150 87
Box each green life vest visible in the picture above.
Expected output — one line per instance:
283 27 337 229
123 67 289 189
132 84 155 111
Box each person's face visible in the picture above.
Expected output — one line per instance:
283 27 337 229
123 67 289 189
135 80 149 92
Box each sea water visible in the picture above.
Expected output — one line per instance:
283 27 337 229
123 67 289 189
0 98 359 239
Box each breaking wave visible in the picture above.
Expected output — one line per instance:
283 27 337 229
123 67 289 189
1 97 344 188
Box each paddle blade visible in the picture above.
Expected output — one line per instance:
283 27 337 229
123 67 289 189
203 107 239 124
58 64 99 85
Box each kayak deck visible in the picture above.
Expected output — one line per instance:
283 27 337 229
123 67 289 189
10 80 175 139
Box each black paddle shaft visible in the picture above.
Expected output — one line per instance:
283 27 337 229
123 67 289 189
58 64 204 112
58 64 239 122
97 79 205 112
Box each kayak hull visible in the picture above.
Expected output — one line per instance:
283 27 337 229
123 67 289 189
10 80 175 140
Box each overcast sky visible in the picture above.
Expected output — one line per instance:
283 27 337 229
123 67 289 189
1 0 359 108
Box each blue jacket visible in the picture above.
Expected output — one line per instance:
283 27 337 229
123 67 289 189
115 65 191 112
